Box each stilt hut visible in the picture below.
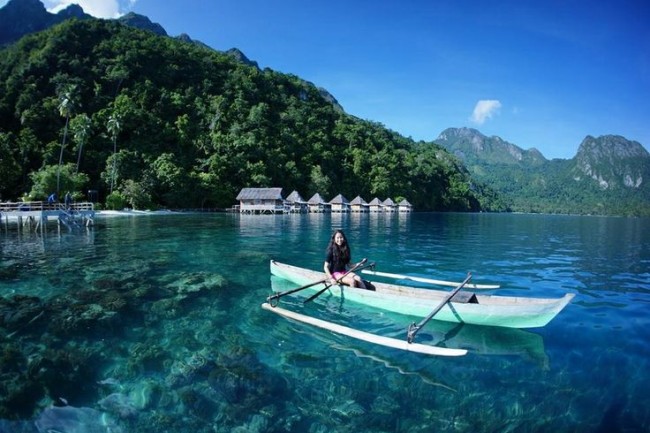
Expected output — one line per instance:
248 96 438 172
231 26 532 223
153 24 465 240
329 194 350 213
398 199 413 213
382 198 396 213
307 193 331 213
285 190 308 213
350 196 369 213
368 198 383 213
236 188 285 214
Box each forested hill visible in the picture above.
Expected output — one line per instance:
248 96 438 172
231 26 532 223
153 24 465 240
0 18 498 212
435 128 650 216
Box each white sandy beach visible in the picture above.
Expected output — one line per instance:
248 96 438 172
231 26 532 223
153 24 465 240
94 209 180 218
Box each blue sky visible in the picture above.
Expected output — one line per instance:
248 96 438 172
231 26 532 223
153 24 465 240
4 0 649 159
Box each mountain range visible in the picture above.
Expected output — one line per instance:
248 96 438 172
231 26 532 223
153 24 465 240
1 0 648 215
436 127 648 189
0 0 167 44
435 128 649 214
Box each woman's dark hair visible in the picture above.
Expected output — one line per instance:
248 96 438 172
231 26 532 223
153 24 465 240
327 230 351 266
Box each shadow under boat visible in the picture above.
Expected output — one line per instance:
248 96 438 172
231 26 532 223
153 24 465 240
269 276 549 369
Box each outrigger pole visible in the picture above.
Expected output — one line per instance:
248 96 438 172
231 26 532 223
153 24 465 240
407 273 472 343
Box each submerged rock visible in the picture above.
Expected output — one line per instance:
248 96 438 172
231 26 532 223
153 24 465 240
98 393 137 419
149 297 182 319
26 349 102 408
126 343 168 376
0 418 33 433
0 375 43 419
128 379 162 410
207 346 287 409
0 294 44 332
48 298 121 337
332 399 366 418
165 351 215 388
178 387 218 422
163 272 227 298
34 405 122 433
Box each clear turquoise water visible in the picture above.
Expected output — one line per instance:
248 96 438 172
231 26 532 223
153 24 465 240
0 212 648 432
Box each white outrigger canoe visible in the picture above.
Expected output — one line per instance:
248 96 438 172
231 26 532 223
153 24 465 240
269 260 575 329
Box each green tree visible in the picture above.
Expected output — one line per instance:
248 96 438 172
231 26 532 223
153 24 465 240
107 114 121 193
28 164 89 200
0 132 21 200
121 179 153 210
56 85 77 194
308 165 332 198
105 191 127 210
71 113 92 173
150 152 192 206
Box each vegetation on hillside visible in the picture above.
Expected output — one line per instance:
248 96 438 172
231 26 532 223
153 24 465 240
0 19 502 212
436 129 650 217
461 159 650 216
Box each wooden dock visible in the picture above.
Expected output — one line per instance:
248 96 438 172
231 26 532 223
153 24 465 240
1 201 95 232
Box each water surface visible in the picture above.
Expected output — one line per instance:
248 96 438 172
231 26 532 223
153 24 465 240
0 212 648 432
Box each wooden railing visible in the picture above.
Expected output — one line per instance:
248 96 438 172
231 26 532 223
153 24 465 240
240 204 286 212
0 201 94 212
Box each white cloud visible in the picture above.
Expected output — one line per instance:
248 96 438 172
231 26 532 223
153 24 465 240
470 100 502 124
44 0 137 19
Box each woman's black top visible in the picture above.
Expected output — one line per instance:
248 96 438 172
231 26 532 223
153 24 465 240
325 246 349 273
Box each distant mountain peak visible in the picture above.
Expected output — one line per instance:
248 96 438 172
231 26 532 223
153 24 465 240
56 3 86 19
574 135 649 189
4 0 44 13
436 127 547 166
117 12 167 37
225 48 259 68
0 0 90 45
576 135 648 159
317 87 344 113
0 0 168 45
437 126 482 140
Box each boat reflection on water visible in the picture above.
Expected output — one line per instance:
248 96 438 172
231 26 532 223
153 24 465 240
415 319 549 369
269 276 548 369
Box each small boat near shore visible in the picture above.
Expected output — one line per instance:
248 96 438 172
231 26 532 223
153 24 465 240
269 260 575 329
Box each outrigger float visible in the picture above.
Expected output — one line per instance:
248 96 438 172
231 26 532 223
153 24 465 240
263 260 575 356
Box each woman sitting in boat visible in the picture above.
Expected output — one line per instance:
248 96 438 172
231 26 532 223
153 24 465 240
324 230 368 290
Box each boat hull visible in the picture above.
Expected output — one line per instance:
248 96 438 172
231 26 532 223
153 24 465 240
270 260 574 329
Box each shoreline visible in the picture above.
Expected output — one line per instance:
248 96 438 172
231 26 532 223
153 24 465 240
0 209 196 223
95 209 181 218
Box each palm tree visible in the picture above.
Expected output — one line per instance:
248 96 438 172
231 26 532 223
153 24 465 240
73 114 92 173
56 85 76 195
107 114 121 193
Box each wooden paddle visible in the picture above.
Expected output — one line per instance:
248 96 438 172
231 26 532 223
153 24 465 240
267 277 328 306
303 258 369 304
407 273 472 343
